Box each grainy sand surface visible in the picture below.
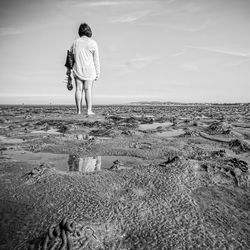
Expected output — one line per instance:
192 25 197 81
0 104 249 249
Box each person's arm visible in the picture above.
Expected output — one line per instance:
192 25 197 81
93 42 100 80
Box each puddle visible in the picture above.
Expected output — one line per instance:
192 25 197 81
30 129 61 135
1 150 69 168
1 150 143 173
139 122 172 131
68 155 142 172
97 137 113 140
155 129 185 138
0 135 24 144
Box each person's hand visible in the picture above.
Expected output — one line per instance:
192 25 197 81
95 74 100 81
66 68 71 76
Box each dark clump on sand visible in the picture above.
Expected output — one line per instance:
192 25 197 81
0 104 249 249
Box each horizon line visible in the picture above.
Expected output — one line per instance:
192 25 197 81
0 101 249 106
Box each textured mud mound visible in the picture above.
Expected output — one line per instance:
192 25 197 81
16 159 249 249
0 104 249 249
206 121 231 135
229 139 250 153
29 217 122 250
1 158 249 249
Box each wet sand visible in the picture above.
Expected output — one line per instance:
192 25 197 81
0 104 249 249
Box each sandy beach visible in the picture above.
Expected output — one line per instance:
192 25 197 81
0 104 249 249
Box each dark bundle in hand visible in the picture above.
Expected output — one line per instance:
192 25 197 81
64 50 75 69
66 72 73 91
64 50 74 90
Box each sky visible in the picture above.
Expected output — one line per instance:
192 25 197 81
0 0 249 104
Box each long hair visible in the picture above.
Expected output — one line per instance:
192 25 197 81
78 23 92 38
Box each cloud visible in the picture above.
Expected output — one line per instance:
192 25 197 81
17 70 56 77
170 49 186 57
182 20 214 32
138 18 213 33
183 2 202 14
186 46 250 57
0 94 65 97
89 1 127 6
109 10 151 23
112 64 133 75
0 27 26 36
95 94 154 98
166 0 177 4
89 1 139 6
112 56 158 75
181 63 198 72
226 58 250 67
126 56 157 69
73 1 143 7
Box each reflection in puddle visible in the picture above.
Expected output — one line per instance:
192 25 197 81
68 155 101 172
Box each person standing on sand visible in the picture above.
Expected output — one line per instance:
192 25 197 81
66 23 100 115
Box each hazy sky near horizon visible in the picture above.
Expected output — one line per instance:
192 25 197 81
0 0 249 104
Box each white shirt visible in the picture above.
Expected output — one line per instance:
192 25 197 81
70 36 100 81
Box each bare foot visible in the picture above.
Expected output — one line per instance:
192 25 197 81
87 110 95 116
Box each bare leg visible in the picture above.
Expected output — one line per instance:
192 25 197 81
84 80 94 115
81 83 85 110
84 89 88 110
74 77 84 114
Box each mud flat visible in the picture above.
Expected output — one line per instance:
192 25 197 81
0 104 250 249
